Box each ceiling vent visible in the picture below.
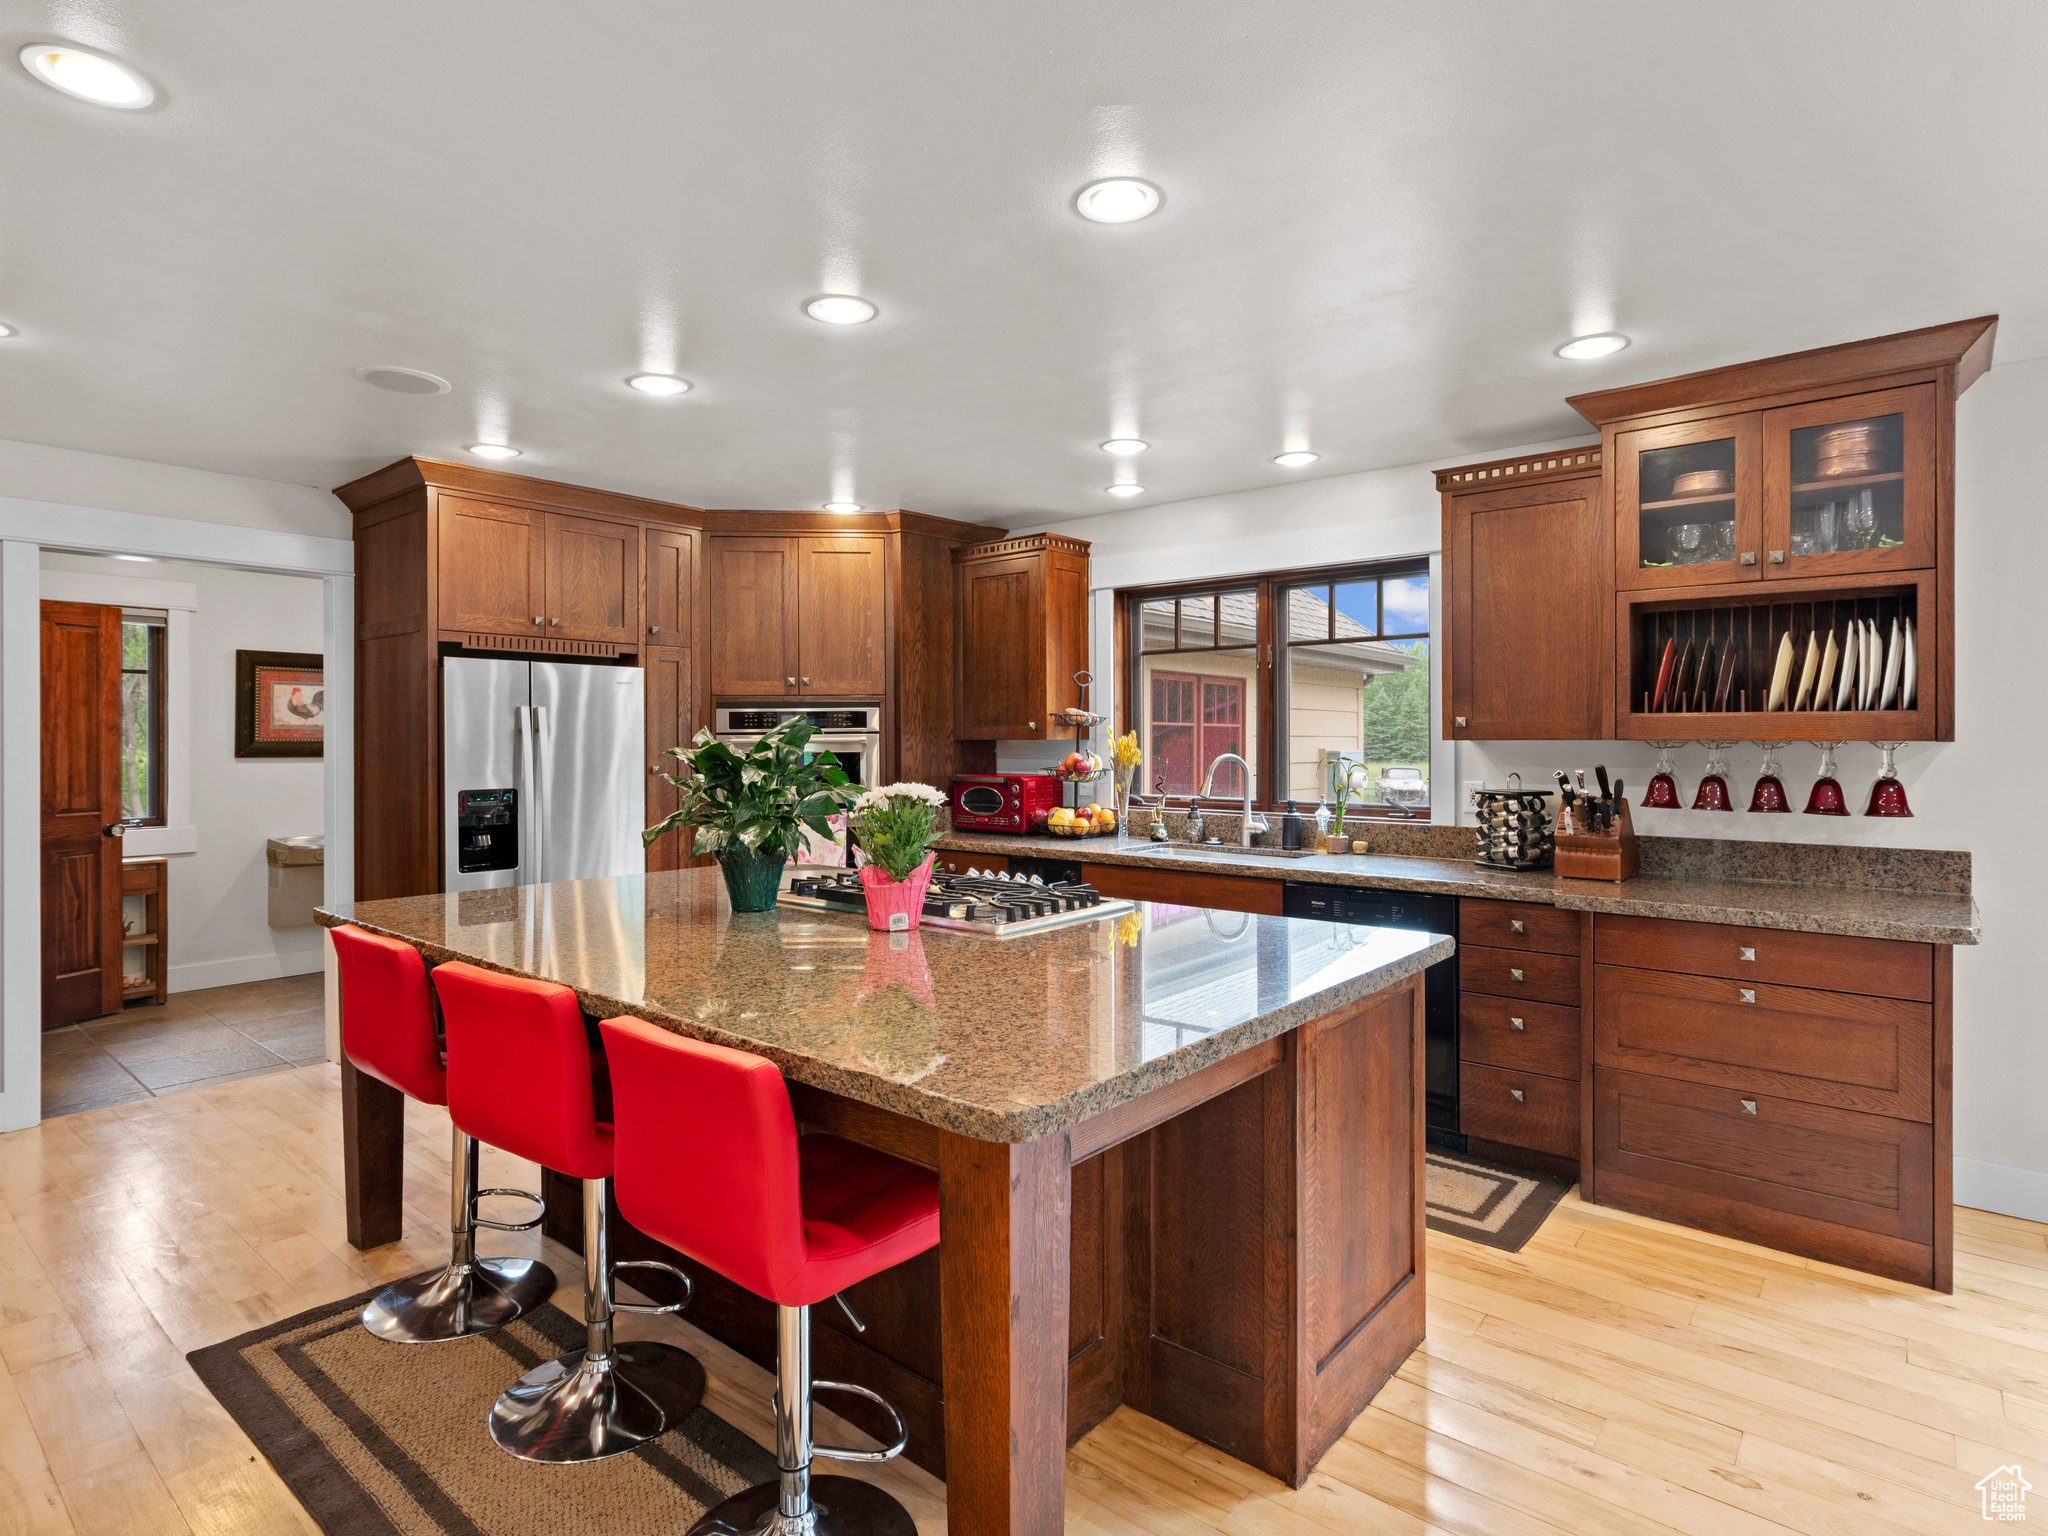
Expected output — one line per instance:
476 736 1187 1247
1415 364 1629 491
356 366 450 395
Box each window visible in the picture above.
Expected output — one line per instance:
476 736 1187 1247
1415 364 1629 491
119 613 165 824
1122 561 1430 815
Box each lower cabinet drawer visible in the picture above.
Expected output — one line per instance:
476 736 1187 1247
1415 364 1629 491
1460 944 1581 1007
1460 1064 1579 1158
1459 898 1581 957
1593 1067 1933 1246
1076 863 1284 915
1460 994 1580 1079
1593 913 1932 1003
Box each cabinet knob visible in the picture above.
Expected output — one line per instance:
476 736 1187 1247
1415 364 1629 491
1510 1088 1525 1103
533 616 544 626
1740 551 1757 566
1455 716 1467 729
549 617 561 628
1740 1099 1757 1115
649 625 660 635
786 677 796 686
1767 550 1785 564
1510 919 1525 934
1510 1017 1525 1031
1029 722 1036 730
802 676 811 686
1739 988 1756 1004
1739 946 1755 962
1510 967 1524 982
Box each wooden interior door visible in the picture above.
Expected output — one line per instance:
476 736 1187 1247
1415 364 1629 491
41 601 125 1026
545 512 640 643
709 537 799 696
437 495 545 637
645 525 696 647
797 535 885 696
1447 473 1610 739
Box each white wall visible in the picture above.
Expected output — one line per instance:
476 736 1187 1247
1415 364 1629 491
0 438 346 540
1014 364 2048 1220
41 551 329 992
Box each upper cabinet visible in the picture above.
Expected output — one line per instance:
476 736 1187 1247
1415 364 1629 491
545 512 641 644
707 533 887 699
434 495 641 645
1438 452 1611 740
645 526 697 646
955 534 1090 741
1569 314 1996 743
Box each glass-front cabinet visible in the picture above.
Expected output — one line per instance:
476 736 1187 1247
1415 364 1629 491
1762 383 1936 578
1616 415 1763 590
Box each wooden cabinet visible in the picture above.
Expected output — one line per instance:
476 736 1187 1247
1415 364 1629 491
1076 861 1282 915
545 512 640 644
645 526 696 646
119 859 169 1007
1588 913 1951 1290
708 534 886 699
955 534 1091 740
438 495 544 638
1456 898 1587 1177
1569 315 1995 744
644 647 696 872
1437 452 1611 740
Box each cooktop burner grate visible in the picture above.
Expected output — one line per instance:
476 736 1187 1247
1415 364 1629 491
781 869 1137 937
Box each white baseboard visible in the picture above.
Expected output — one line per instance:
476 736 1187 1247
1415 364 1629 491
1955 1157 2048 1225
167 949 325 994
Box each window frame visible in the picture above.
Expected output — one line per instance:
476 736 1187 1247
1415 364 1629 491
1118 556 1432 818
119 612 167 827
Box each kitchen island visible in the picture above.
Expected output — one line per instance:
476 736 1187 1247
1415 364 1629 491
318 870 1453 1535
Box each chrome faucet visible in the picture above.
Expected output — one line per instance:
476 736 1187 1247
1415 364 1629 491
1199 754 1268 847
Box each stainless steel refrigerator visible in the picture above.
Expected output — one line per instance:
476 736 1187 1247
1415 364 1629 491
442 657 645 893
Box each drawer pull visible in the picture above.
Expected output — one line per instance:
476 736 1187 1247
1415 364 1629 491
1740 1099 1757 1115
1739 946 1756 962
1510 1017 1526 1032
1739 988 1756 1004
1510 919 1525 934
1510 1088 1525 1103
1510 968 1525 982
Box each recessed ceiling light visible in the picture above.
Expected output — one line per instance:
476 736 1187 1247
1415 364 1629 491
0 323 15 339
804 294 877 325
1273 451 1320 468
824 501 863 514
1075 178 1162 224
19 43 154 108
1100 439 1148 456
465 443 521 461
356 365 450 395
1105 484 1145 498
1556 332 1630 361
112 554 157 562
627 373 691 396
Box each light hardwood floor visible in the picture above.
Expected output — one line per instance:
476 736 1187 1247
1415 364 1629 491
1 1061 2042 1535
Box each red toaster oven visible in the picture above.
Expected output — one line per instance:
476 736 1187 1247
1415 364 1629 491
949 772 1060 833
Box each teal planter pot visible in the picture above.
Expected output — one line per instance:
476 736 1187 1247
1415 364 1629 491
716 847 788 912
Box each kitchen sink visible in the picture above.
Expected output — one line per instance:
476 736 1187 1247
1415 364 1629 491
1153 841 1323 860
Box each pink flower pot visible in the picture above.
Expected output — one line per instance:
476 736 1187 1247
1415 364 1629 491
860 856 935 932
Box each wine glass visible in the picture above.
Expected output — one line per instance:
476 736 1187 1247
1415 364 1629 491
1804 741 1848 815
1813 501 1840 553
1643 741 1684 808
1748 742 1790 813
1670 523 1706 564
1692 741 1735 811
1843 488 1877 551
1865 741 1913 817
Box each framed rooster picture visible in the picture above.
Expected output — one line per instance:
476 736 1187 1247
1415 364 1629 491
235 650 324 759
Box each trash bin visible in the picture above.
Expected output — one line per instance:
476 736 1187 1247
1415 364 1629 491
267 835 325 928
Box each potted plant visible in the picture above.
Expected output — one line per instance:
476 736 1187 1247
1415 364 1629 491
847 782 949 930
643 719 855 912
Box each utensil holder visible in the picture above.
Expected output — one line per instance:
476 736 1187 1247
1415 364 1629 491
1554 798 1639 882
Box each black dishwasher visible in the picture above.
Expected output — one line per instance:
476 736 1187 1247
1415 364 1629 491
1283 883 1461 1146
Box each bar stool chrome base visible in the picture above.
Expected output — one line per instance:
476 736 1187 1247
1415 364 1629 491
362 1256 555 1343
489 1340 705 1462
361 1123 555 1344
686 1475 915 1535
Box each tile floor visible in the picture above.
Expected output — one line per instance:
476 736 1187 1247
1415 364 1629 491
40 972 327 1118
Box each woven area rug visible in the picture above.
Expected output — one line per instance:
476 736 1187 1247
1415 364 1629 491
188 1282 776 1535
1425 1148 1573 1252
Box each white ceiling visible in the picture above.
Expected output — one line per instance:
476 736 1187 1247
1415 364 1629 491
1 2 2040 525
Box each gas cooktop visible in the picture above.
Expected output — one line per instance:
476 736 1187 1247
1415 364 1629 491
781 869 1136 938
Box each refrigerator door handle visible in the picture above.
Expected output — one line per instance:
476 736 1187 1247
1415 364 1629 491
517 705 541 885
531 703 554 883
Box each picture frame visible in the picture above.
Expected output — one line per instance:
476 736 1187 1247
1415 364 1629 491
235 649 324 759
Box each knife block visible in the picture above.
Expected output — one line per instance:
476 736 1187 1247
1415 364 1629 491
1554 798 1639 882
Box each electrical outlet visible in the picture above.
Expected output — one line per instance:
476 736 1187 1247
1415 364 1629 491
1462 779 1485 824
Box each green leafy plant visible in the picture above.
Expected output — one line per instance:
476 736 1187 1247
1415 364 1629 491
849 782 949 881
644 719 855 860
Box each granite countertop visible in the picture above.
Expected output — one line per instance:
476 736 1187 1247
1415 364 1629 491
317 871 1452 1144
934 831 1981 946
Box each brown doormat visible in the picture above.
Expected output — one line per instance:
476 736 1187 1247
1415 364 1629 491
1426 1148 1573 1252
187 1282 777 1535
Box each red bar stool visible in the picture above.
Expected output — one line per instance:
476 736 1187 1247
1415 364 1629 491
434 962 706 1463
601 1016 941 1536
330 925 555 1343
